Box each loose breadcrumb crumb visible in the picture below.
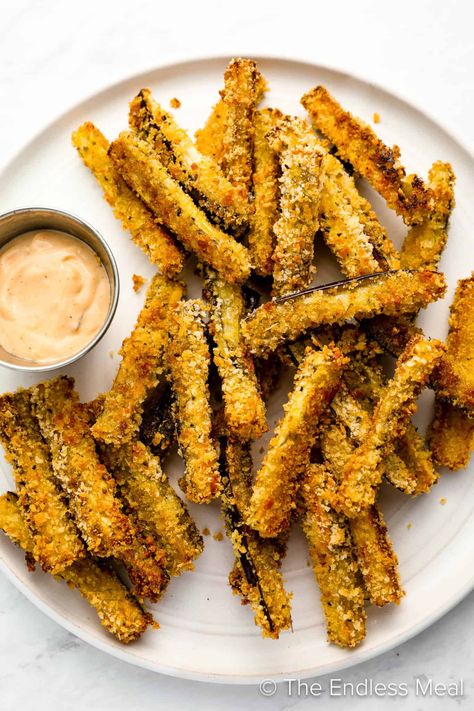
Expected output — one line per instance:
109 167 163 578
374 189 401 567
132 274 147 292
440 498 447 505
407 522 412 530
170 97 181 109
373 112 381 124
202 527 210 536
213 531 224 541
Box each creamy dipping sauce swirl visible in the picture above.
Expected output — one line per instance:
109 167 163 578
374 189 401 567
0 230 111 363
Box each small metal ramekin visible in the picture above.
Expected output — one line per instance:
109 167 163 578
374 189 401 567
0 207 119 372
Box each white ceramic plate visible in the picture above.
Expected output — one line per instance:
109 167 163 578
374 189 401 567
0 57 473 684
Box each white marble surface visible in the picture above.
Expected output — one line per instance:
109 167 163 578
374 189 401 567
0 0 473 708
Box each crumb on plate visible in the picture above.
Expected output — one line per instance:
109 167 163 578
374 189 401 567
132 274 147 292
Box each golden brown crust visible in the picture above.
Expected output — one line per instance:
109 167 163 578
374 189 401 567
0 390 85 575
248 108 282 276
100 439 204 576
166 300 221 503
109 131 251 284
268 117 325 297
242 270 446 358
301 464 366 647
301 86 433 225
221 58 262 195
432 273 474 410
401 161 455 270
428 398 474 470
129 89 249 234
247 345 347 537
0 493 153 643
205 270 267 441
91 274 184 446
195 100 228 164
31 377 169 602
72 122 184 275
335 336 445 517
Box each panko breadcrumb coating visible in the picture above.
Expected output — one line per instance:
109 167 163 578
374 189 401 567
221 438 292 639
167 300 221 503
302 86 433 225
109 131 251 284
242 270 446 358
301 464 366 648
205 269 267 441
92 273 184 446
129 88 249 234
99 439 203 577
247 345 347 538
0 493 154 643
0 390 85 575
336 336 445 517
72 122 183 276
268 116 325 297
432 273 474 411
31 377 169 602
248 108 283 276
221 58 263 195
428 398 474 470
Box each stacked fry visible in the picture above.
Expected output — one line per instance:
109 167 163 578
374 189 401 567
1 58 472 651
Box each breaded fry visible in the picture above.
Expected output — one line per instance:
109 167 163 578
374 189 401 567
335 336 445 517
401 161 455 270
301 86 433 225
221 58 263 195
247 345 347 538
205 269 267 441
109 131 251 284
72 122 183 275
0 493 153 643
31 377 169 601
92 274 184 446
100 439 203 577
321 154 400 275
242 270 446 358
0 390 85 574
221 439 292 639
166 300 221 503
428 398 474 470
129 89 249 234
267 117 325 296
432 273 474 411
301 464 366 648
320 420 403 606
248 108 282 276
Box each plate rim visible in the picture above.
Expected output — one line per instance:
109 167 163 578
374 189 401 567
0 53 473 685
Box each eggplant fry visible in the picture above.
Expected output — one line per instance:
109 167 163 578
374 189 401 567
139 383 176 457
220 58 263 195
72 122 184 276
109 131 251 283
301 86 433 225
92 274 184 446
432 273 474 411
322 154 400 275
0 493 154 643
221 439 292 639
268 117 325 297
301 464 366 648
242 270 446 358
248 108 282 276
0 390 85 575
401 161 455 270
335 336 445 517
247 345 347 538
428 398 474 470
31 377 169 602
320 420 403 606
166 300 221 503
205 269 267 441
100 440 204 577
129 89 249 234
